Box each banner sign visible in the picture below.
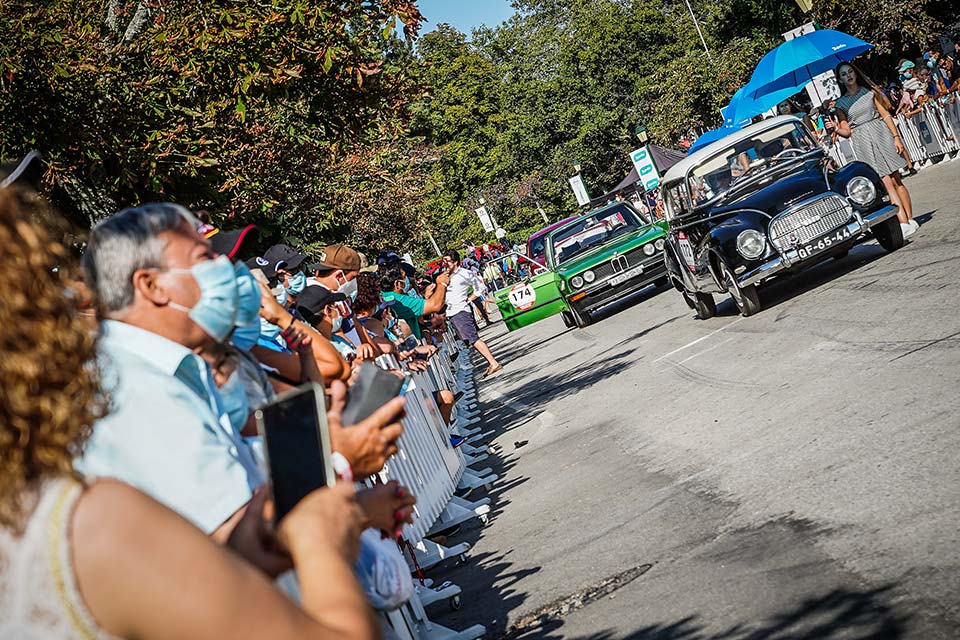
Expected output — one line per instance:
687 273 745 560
568 175 591 206
630 146 661 190
474 205 495 232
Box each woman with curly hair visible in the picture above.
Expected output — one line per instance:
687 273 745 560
0 184 378 640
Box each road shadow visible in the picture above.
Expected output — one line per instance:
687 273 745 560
503 584 909 640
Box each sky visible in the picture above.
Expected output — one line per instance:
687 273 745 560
416 0 516 35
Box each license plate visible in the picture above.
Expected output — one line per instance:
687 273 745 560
608 264 644 286
796 226 853 259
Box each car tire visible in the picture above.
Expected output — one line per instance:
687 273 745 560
720 261 761 317
570 305 592 328
560 310 575 328
682 290 716 320
873 216 905 252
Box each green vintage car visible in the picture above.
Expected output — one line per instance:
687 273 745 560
493 201 669 330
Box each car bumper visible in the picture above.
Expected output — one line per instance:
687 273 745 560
567 260 668 314
738 205 899 288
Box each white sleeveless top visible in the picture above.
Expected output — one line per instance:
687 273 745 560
0 477 117 639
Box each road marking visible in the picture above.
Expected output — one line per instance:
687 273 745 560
677 337 734 364
654 318 745 363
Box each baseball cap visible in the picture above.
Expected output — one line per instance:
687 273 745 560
313 244 361 272
263 243 308 274
205 224 259 259
296 285 347 324
898 60 915 73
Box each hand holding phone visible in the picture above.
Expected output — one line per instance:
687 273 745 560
327 379 406 478
256 383 335 524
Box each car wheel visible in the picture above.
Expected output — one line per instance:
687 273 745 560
873 215 905 252
720 261 761 317
560 310 575 328
682 290 716 319
570 304 592 328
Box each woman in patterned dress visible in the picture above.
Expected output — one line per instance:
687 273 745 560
834 63 917 238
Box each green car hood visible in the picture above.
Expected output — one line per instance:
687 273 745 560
554 224 666 278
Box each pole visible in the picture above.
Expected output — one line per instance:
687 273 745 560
426 230 442 258
683 0 712 60
534 197 549 224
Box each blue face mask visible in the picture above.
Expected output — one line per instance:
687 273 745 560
259 316 282 344
218 370 250 434
231 320 261 351
166 255 239 342
234 262 262 327
285 271 307 296
274 286 288 307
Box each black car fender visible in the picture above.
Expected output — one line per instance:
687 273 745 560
662 237 695 291
830 162 885 210
704 210 771 282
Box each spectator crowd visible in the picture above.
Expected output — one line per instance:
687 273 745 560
0 152 503 639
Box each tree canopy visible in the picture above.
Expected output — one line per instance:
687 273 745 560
0 0 952 258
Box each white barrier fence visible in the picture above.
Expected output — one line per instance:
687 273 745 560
366 335 498 640
828 99 960 170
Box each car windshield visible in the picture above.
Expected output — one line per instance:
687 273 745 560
528 235 547 264
686 121 817 208
481 253 544 291
548 203 644 265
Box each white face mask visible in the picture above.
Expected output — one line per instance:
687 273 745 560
337 274 358 301
329 314 343 333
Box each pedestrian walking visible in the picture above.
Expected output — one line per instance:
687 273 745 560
834 63 917 238
441 250 502 377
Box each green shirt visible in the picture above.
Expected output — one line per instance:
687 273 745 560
381 291 426 339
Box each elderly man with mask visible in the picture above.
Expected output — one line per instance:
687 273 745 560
77 204 411 576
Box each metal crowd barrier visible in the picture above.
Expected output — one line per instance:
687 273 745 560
367 334 497 640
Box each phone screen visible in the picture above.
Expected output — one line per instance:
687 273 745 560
257 384 333 523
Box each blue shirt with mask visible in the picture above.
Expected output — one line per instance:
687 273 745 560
77 320 264 533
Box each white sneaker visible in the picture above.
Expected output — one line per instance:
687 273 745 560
909 219 919 231
901 222 916 239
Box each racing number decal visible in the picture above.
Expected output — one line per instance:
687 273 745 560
677 231 696 272
508 282 537 311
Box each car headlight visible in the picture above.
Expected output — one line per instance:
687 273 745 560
846 176 876 206
655 238 665 251
643 243 656 256
571 275 584 289
582 270 595 283
736 229 766 259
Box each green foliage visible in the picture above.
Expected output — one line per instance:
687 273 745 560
0 0 425 250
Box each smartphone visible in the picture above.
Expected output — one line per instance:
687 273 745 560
255 382 335 524
341 362 408 426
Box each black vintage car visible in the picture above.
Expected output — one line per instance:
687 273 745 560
661 115 903 318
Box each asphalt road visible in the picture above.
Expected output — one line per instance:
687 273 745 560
433 159 960 639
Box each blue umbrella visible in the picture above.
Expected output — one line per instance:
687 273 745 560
722 83 804 128
688 126 738 154
744 29 874 100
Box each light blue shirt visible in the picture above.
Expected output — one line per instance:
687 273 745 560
77 320 264 533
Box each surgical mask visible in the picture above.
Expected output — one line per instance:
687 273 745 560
218 370 250 434
166 255 239 342
259 317 282 345
234 262 261 327
231 320 261 351
285 271 306 296
330 314 343 333
273 286 288 307
338 275 358 301
904 71 913 78
386 315 397 330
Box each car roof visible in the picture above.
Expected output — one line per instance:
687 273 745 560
662 115 805 185
528 216 580 242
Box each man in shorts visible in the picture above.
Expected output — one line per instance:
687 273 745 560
442 250 502 377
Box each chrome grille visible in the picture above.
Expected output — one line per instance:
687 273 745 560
593 246 655 280
768 195 852 252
